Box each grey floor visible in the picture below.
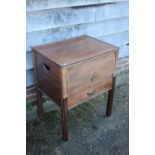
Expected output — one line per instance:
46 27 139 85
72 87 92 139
26 81 129 155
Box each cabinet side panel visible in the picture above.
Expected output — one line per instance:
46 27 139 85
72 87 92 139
35 52 62 105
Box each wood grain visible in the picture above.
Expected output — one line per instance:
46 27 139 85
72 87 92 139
66 52 116 96
37 73 62 105
60 68 68 99
67 76 113 109
32 50 44 118
32 35 119 141
32 35 119 67
35 52 60 77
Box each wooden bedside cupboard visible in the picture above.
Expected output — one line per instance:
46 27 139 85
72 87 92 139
31 35 119 141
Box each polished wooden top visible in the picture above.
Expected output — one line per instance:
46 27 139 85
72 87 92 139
32 35 118 67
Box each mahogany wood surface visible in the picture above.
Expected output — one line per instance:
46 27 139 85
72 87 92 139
66 52 116 96
67 76 113 108
61 98 68 141
106 76 116 117
32 51 44 118
32 35 118 67
32 35 119 141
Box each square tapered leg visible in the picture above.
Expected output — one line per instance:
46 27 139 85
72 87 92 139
61 99 68 141
36 88 44 119
106 76 116 116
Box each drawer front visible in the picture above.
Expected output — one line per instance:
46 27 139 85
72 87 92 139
67 52 116 96
67 76 113 108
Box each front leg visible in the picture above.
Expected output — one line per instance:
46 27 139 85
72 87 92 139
61 98 68 141
106 76 116 117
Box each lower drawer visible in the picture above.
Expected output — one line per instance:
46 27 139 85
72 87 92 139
67 76 113 109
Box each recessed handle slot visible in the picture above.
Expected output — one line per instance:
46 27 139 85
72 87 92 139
42 63 50 72
90 74 96 81
87 90 96 96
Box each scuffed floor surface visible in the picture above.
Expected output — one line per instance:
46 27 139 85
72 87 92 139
27 81 129 155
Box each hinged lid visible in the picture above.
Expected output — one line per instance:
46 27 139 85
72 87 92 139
32 35 119 67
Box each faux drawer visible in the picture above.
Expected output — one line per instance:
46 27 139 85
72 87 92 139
66 52 116 96
67 76 113 108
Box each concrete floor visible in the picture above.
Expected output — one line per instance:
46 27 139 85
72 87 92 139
26 81 129 155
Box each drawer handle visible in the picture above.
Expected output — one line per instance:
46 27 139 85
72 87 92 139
43 63 50 72
87 90 96 96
